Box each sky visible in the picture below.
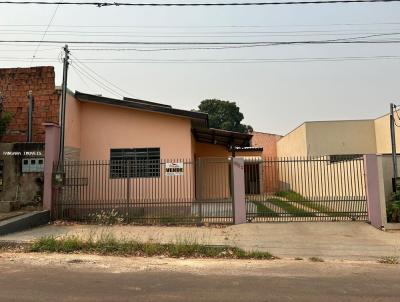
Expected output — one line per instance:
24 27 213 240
0 1 399 135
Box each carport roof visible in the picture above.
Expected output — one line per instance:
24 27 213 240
192 127 252 148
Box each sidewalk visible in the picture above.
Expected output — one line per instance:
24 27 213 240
1 222 399 261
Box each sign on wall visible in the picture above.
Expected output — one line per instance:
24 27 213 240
165 162 184 176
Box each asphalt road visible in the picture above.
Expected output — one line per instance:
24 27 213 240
1 253 400 302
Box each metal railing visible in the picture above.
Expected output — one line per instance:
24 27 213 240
244 156 368 222
53 158 233 224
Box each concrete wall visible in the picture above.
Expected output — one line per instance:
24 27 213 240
277 120 377 157
0 66 59 143
378 154 400 204
306 120 377 156
374 113 400 154
277 124 308 157
0 143 44 206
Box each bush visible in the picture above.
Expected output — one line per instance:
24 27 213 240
387 192 400 223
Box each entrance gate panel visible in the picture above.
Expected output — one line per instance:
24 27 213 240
245 156 368 222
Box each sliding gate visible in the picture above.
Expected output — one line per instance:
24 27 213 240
245 156 368 222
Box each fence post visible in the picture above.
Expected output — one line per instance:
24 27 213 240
364 154 386 229
43 123 60 215
231 157 246 224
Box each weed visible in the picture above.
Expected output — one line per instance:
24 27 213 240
309 257 324 262
294 257 303 260
88 209 125 225
29 236 276 260
378 256 399 264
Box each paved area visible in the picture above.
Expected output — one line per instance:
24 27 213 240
1 222 399 260
1 252 400 302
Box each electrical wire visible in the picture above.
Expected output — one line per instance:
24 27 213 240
1 39 400 45
1 55 399 63
70 53 135 98
70 64 94 91
2 22 400 28
394 105 400 127
0 0 400 6
71 62 123 97
29 1 61 65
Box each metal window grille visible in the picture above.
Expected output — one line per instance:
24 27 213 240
110 148 160 178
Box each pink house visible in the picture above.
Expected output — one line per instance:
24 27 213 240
51 90 279 222
64 90 261 161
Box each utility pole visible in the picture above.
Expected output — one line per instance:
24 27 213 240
390 103 398 192
58 44 70 169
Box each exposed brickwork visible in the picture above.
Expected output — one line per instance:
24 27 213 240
0 66 59 143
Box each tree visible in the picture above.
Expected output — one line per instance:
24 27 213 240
196 99 253 133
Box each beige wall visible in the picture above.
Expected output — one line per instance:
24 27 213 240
378 154 399 203
277 120 377 157
277 124 308 157
374 113 400 154
306 120 377 156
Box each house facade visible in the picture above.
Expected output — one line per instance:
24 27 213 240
55 89 283 220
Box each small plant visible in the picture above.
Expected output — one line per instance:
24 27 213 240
29 236 277 260
309 257 324 262
378 256 399 265
387 191 400 223
0 111 12 138
294 257 303 260
88 209 125 225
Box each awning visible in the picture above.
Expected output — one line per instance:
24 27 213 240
192 127 252 148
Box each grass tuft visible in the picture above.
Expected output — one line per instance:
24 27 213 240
378 256 399 264
29 236 276 260
309 256 324 262
275 190 332 215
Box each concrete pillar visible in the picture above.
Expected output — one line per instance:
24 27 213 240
43 123 60 214
364 154 386 229
231 157 246 224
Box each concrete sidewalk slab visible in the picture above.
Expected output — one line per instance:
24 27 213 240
1 222 399 261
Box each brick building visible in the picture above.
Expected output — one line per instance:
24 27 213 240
0 66 59 142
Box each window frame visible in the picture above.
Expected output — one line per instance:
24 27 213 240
110 147 161 179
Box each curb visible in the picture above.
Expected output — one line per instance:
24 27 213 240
0 211 50 236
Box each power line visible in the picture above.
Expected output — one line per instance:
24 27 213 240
70 53 136 98
2 22 400 28
1 38 400 46
70 64 96 91
29 1 61 65
1 55 399 63
71 61 124 97
2 30 400 38
1 0 400 6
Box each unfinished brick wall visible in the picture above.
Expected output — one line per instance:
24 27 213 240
0 66 59 142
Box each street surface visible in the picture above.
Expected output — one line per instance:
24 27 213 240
1 252 400 301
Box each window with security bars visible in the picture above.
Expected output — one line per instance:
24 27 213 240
110 148 160 178
329 154 362 164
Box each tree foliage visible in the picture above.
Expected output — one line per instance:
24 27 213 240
196 99 253 133
0 112 11 138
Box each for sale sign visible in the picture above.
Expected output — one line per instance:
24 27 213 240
165 162 184 176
